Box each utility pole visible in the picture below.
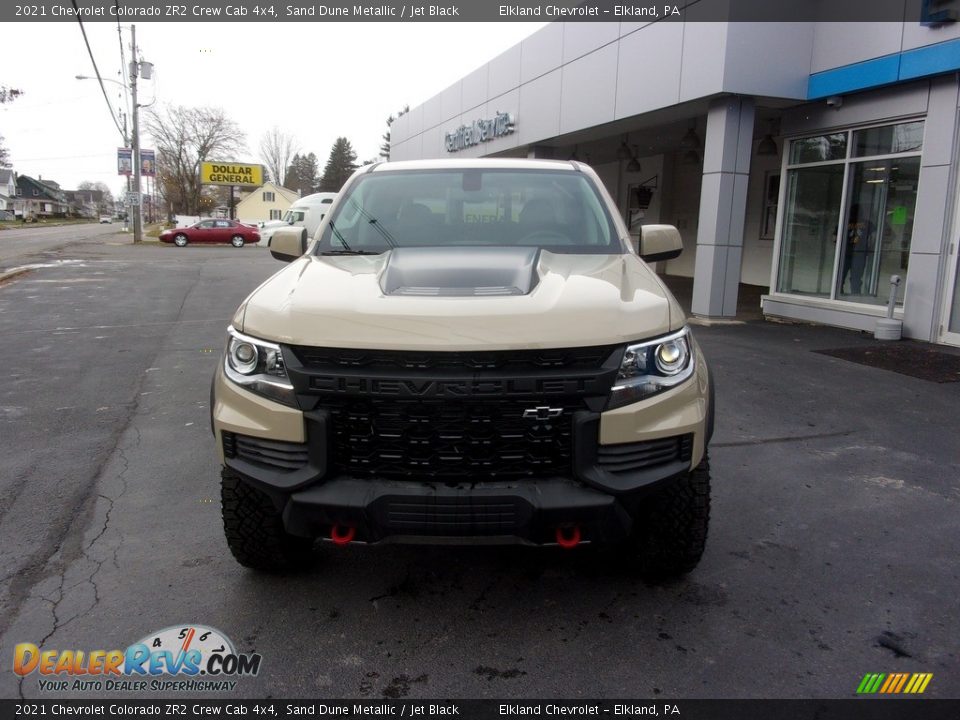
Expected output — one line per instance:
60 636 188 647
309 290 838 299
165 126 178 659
130 24 142 244
121 111 131 198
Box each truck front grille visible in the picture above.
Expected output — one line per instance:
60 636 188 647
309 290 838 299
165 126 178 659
284 344 623 482
322 398 577 481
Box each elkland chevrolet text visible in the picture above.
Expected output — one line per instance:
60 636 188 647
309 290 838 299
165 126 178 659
211 159 714 578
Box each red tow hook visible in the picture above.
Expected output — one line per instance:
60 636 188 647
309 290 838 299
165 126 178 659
555 525 581 549
330 525 356 546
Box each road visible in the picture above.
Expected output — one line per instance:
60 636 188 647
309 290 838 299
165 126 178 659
0 223 124 268
0 233 957 701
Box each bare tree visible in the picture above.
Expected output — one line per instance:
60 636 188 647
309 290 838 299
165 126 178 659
77 181 115 214
144 104 246 215
259 127 299 188
0 85 23 167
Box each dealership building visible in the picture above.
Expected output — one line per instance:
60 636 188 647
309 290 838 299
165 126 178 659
390 18 960 346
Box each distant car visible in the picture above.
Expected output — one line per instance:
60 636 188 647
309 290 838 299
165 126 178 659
99 216 112 224
159 219 260 248
257 219 288 246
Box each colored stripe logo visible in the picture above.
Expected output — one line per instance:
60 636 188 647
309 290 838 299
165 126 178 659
857 673 933 694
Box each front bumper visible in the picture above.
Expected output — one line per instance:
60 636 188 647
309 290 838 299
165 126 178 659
212 351 709 546
282 476 637 545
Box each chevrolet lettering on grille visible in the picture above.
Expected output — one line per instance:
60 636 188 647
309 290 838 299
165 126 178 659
307 376 590 397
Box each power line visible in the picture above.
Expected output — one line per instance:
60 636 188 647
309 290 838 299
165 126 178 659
71 0 125 142
115 3 131 121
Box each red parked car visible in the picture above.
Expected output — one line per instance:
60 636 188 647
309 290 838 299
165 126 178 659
160 219 260 248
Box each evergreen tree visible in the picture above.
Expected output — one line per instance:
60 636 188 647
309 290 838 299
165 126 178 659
380 115 394 160
379 106 409 161
318 138 358 192
284 152 320 196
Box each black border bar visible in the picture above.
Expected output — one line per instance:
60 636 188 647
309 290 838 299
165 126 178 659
5 0 960 23
3 699 960 719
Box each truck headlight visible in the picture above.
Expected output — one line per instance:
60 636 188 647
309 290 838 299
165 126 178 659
223 326 296 407
607 327 695 409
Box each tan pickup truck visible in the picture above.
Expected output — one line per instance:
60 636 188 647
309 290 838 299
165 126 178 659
211 158 714 579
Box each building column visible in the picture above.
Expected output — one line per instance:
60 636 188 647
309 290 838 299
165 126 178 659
903 74 959 341
691 96 755 318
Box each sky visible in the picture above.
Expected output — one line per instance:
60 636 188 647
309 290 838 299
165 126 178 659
1 21 546 196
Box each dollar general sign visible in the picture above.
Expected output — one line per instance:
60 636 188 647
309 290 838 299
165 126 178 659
201 162 263 187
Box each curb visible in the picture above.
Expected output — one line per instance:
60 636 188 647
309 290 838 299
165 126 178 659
0 266 33 284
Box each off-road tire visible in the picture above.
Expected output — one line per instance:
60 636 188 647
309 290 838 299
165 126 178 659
626 453 711 580
220 468 314 572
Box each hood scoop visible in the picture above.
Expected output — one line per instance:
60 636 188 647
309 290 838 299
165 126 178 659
380 246 540 297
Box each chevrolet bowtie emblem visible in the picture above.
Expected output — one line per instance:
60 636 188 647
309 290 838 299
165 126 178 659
522 406 563 421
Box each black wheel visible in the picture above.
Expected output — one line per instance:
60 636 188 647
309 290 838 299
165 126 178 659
624 453 710 580
220 468 314 571
173 233 188 247
230 234 245 248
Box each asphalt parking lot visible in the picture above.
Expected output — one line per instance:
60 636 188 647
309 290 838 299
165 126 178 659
0 236 957 700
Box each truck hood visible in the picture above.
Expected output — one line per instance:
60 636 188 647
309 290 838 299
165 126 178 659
238 250 685 351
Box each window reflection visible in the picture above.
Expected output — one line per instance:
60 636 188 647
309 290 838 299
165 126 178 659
777 121 924 307
777 165 844 296
788 133 847 164
837 158 920 305
853 121 924 157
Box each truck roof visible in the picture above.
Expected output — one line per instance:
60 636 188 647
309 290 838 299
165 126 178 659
370 158 581 173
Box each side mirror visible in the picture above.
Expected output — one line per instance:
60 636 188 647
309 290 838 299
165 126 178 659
637 224 683 262
270 227 308 263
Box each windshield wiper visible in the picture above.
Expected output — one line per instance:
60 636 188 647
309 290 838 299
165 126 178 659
347 198 397 248
327 219 352 251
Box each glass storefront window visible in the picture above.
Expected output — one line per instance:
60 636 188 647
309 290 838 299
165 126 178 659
788 133 847 164
777 165 845 296
837 158 920 305
853 121 924 157
777 120 924 306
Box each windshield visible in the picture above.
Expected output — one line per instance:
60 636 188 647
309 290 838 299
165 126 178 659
315 169 621 255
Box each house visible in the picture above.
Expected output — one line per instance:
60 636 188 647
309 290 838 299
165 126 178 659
0 169 18 219
16 175 69 218
235 182 299 225
65 189 108 219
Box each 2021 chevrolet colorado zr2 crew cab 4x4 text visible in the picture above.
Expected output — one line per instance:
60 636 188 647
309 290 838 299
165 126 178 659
211 158 714 578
